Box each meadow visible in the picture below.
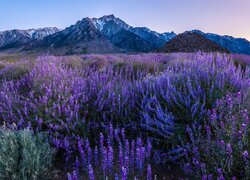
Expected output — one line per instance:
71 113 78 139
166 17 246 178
0 52 249 179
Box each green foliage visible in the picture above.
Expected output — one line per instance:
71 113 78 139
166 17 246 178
0 127 56 180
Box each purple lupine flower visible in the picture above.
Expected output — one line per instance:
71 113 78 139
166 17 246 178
107 145 114 170
192 157 200 167
85 139 90 151
38 118 43 125
102 147 107 176
210 109 217 123
136 138 142 149
124 155 129 172
115 174 119 180
87 146 92 164
208 174 213 180
109 123 114 144
146 139 152 158
206 125 212 142
140 147 146 171
218 140 225 147
94 146 98 166
72 170 78 180
200 163 206 175
52 137 61 148
130 140 135 168
64 137 71 165
78 138 86 168
217 168 225 180
147 164 152 180
238 130 243 137
121 166 127 180
183 163 192 174
219 121 225 129
243 150 249 160
202 175 207 180
242 123 247 129
88 164 95 180
226 143 232 155
121 128 126 142
67 173 73 180
100 132 104 151
75 156 79 175
242 109 249 124
237 91 241 103
119 145 124 168
125 139 130 157
136 147 141 171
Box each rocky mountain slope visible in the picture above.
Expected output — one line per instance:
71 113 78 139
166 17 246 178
31 18 120 54
157 32 230 53
191 30 250 55
0 27 59 50
91 15 171 51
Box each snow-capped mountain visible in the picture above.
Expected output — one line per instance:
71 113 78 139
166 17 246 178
90 15 176 50
91 14 130 34
26 27 60 40
28 17 121 54
0 27 59 50
90 15 155 51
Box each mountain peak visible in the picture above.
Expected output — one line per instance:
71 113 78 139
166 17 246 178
189 29 204 34
100 14 116 20
91 14 130 32
75 18 95 28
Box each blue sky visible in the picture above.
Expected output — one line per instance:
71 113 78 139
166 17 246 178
1 0 250 40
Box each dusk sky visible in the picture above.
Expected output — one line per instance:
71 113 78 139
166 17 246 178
1 0 250 40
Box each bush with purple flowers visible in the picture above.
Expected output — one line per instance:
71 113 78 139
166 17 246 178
177 92 250 179
67 125 153 179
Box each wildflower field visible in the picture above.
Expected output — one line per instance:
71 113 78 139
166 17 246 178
0 53 249 179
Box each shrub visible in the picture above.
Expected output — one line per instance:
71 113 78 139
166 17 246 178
135 53 249 141
0 126 56 180
177 92 250 179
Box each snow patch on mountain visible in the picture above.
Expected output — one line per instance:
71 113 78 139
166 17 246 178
92 19 106 31
91 15 131 32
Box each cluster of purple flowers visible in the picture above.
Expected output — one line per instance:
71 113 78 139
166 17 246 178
178 92 250 178
67 124 153 179
0 53 249 178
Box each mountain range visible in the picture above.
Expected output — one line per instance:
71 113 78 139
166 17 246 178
0 27 59 50
0 15 250 55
